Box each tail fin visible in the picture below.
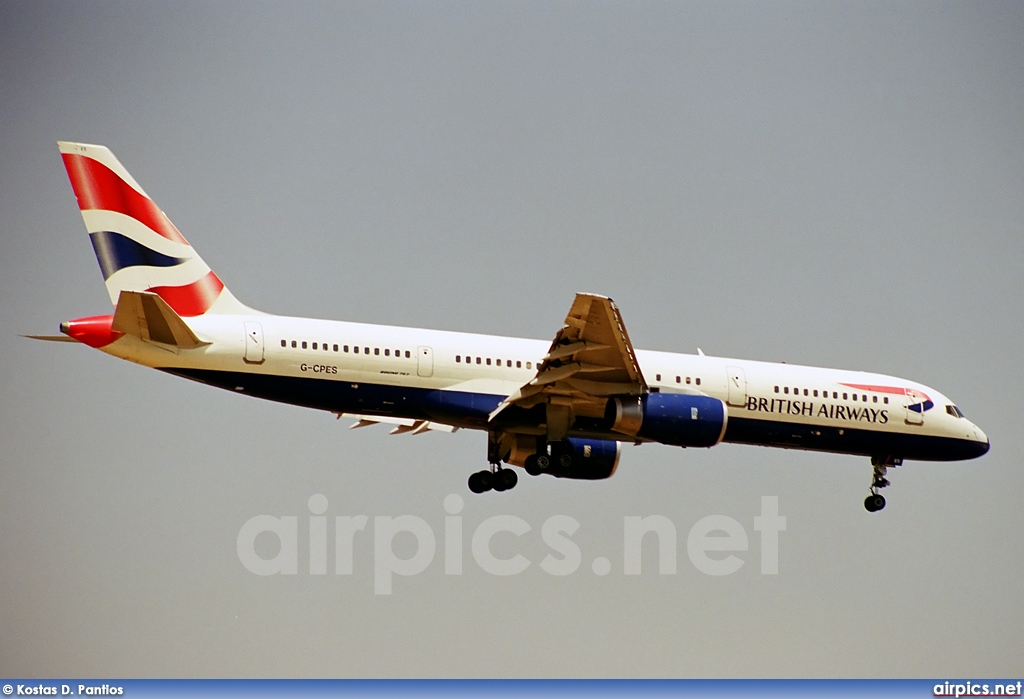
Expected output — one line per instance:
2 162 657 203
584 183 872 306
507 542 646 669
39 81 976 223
58 141 253 316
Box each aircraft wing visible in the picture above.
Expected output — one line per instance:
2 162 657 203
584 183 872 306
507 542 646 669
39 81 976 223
489 292 647 439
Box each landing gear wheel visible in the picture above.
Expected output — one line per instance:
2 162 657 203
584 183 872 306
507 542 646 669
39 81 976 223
496 468 518 490
864 493 886 512
535 454 551 471
524 455 541 477
468 470 493 494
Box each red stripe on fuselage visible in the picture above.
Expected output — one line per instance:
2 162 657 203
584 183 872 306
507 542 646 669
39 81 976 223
840 383 930 401
62 153 188 245
148 270 224 317
839 383 907 395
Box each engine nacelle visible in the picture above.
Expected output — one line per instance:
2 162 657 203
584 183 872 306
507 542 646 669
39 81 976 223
502 434 621 480
547 438 621 480
608 393 728 448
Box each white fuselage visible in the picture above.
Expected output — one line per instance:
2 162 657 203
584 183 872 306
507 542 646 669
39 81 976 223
95 312 989 462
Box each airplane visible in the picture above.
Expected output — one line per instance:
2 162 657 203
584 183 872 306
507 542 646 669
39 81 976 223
31 141 990 512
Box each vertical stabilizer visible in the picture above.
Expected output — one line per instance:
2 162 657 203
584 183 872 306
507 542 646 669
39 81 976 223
58 141 254 316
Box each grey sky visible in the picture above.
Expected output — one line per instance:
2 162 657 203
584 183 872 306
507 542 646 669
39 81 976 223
1 1 1022 677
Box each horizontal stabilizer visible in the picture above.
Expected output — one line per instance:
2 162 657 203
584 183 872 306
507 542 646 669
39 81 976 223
111 290 210 349
23 334 79 342
333 412 458 434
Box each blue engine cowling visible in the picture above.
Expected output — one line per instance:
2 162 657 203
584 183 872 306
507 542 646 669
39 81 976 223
607 393 728 447
548 438 622 479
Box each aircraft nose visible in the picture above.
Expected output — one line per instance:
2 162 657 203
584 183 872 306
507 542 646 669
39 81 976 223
972 426 990 457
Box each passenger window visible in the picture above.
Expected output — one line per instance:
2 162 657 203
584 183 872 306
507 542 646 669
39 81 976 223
280 340 285 347
333 344 338 352
862 395 867 402
774 386 779 393
374 348 379 356
784 387 789 394
833 391 838 399
873 396 877 403
813 390 818 397
843 393 848 400
656 374 661 382
456 355 461 363
476 357 481 365
385 349 390 356
517 361 522 368
486 358 491 366
695 378 701 386
686 377 691 385
301 341 307 349
884 397 889 404
852 394 857 401
527 362 532 369
803 389 808 396
676 376 681 384
405 350 411 358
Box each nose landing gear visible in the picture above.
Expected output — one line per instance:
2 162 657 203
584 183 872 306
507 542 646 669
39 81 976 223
864 492 886 513
864 455 901 512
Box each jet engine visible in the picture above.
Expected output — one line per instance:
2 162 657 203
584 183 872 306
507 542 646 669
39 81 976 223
607 393 728 447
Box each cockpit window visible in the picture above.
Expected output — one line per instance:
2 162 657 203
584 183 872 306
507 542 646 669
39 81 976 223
945 404 965 418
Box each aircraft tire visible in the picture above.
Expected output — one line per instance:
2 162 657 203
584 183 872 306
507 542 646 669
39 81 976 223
864 494 886 512
524 456 541 477
497 469 518 490
468 471 492 494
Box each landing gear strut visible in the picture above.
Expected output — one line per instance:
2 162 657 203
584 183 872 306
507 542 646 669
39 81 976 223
468 464 518 494
864 455 901 512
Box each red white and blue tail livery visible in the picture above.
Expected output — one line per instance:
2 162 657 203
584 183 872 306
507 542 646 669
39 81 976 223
59 141 251 317
37 142 990 513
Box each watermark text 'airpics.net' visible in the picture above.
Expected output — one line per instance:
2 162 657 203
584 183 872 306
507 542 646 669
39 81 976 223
237 495 786 594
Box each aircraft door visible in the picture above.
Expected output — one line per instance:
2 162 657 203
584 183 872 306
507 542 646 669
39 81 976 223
904 388 924 425
726 366 747 407
417 346 434 378
244 321 265 364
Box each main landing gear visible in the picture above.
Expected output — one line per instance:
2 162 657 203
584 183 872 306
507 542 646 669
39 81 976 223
468 465 519 494
864 455 902 513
